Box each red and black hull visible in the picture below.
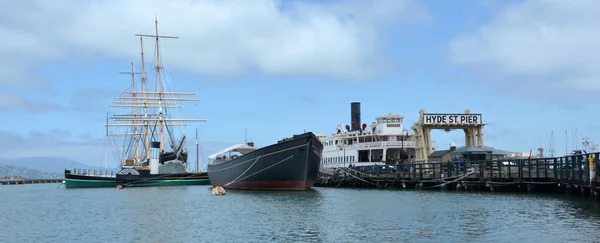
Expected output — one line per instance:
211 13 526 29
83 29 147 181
207 132 323 191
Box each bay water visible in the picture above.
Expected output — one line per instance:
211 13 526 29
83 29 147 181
1 184 600 243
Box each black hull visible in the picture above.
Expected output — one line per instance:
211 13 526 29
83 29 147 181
207 132 323 191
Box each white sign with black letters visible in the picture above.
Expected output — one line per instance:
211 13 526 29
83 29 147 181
423 114 482 125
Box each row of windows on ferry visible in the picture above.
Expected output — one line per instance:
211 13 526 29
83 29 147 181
322 135 411 146
377 118 403 123
321 155 355 164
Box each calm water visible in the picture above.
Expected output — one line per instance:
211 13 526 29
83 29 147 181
2 184 600 243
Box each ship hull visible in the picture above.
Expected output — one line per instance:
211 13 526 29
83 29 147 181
207 132 323 191
63 170 210 188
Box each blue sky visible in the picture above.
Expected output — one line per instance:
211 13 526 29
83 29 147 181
2 0 599 170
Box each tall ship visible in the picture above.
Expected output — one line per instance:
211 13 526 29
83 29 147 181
206 132 323 191
317 102 436 171
64 17 210 188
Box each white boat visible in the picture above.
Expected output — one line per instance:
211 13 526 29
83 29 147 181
317 102 436 171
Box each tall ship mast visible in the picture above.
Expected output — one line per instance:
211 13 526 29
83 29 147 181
110 16 207 169
63 16 210 188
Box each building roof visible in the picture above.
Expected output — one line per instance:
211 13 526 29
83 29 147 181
483 146 510 155
429 150 450 158
375 113 405 120
450 146 492 155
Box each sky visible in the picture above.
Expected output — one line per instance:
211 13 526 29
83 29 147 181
2 0 600 171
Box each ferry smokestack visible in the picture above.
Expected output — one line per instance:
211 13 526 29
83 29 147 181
150 141 160 175
351 102 361 131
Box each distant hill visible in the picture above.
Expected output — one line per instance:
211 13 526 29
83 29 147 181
0 157 117 174
0 164 63 179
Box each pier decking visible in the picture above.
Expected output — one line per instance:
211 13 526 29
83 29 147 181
315 152 600 200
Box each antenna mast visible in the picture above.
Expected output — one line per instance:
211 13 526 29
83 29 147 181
548 131 556 157
565 130 568 155
245 128 248 143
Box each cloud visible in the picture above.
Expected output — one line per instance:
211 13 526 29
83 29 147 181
68 88 123 113
0 129 238 169
0 0 431 89
0 87 121 115
448 0 600 98
0 130 105 163
0 91 62 114
49 128 71 138
296 94 318 105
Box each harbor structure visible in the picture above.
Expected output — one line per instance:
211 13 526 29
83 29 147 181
315 152 600 202
412 109 485 163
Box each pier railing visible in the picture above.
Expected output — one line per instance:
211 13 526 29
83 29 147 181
323 152 600 184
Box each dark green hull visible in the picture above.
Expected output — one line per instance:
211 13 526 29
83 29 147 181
64 178 211 188
64 169 211 188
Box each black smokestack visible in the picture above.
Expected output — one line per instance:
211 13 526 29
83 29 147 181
351 102 361 131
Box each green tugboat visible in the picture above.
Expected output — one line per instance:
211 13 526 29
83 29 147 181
64 16 210 188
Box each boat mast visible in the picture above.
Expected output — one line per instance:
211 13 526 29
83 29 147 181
140 36 150 161
155 16 164 152
137 15 179 152
105 112 109 175
119 62 142 162
196 127 199 172
94 16 210 166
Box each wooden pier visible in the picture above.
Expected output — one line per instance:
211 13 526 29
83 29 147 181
315 152 600 200
0 178 64 185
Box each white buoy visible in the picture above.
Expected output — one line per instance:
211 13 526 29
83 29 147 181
211 186 226 196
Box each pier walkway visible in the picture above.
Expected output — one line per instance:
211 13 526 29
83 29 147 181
0 178 63 185
315 152 600 200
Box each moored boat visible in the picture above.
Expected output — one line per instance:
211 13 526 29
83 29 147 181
64 16 210 188
207 132 323 190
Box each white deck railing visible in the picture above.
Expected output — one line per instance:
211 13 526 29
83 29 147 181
345 140 417 149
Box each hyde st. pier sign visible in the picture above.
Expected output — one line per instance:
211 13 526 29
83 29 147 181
423 114 482 126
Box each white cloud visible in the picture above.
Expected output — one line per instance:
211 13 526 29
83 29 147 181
0 0 430 89
0 91 62 114
448 0 600 95
0 129 237 169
